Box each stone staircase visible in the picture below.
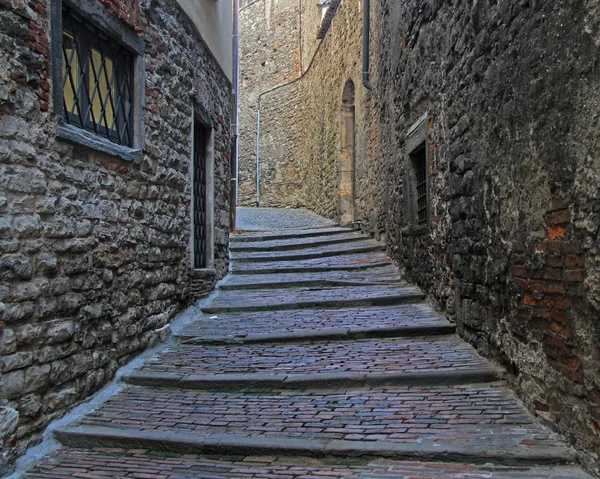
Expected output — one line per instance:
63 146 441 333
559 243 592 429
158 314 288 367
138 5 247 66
21 226 593 478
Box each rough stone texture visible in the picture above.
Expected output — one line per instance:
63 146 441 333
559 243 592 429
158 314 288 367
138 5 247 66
238 0 600 472
0 0 230 469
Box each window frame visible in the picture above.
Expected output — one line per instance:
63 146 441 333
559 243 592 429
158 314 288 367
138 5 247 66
51 0 145 163
404 114 430 235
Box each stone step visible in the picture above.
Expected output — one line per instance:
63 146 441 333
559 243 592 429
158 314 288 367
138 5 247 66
124 368 503 391
220 265 401 288
203 285 424 313
230 242 383 262
231 252 392 274
181 323 457 345
219 278 399 290
231 226 354 243
202 293 425 314
176 304 452 342
230 231 370 252
22 448 595 479
124 335 500 390
55 384 574 466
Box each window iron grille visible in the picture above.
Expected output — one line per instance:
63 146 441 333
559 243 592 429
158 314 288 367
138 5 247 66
62 4 134 146
193 122 208 269
412 145 428 226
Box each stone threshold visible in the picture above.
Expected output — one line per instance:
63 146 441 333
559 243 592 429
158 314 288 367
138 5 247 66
178 323 456 344
54 425 577 466
201 292 426 313
122 367 503 391
231 244 384 262
231 261 393 274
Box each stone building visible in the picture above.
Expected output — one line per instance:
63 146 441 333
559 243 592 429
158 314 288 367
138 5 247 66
238 0 600 471
0 0 232 471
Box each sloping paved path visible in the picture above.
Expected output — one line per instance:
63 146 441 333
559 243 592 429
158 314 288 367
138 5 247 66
22 226 593 478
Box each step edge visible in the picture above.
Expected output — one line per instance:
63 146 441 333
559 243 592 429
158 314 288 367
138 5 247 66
54 425 577 466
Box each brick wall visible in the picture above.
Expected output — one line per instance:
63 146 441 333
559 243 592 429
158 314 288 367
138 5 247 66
0 0 231 472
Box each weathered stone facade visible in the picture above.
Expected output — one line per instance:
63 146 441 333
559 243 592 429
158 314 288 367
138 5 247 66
239 0 600 472
0 0 231 472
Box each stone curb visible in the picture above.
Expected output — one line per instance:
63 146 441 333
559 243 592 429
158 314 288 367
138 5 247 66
231 227 353 243
54 425 577 466
231 245 384 263
219 279 400 290
229 234 369 252
201 293 426 314
122 368 503 391
177 324 457 344
231 261 393 275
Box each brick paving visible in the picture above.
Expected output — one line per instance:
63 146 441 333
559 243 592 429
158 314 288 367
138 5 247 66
77 384 563 448
24 449 593 479
20 224 594 478
178 304 448 341
135 336 489 377
221 266 401 287
230 239 382 260
230 231 369 252
207 285 423 310
231 251 391 273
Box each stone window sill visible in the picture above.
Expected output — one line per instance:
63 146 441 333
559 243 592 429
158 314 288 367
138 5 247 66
409 224 429 236
190 268 217 278
57 123 143 164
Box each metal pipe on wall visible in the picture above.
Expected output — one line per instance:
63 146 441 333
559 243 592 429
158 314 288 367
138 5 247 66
231 0 240 230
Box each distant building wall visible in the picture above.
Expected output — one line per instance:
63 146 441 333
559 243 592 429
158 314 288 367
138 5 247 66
0 0 231 471
238 0 600 471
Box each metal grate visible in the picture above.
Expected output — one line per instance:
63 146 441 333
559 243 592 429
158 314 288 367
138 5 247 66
413 146 428 226
62 4 134 146
193 122 208 269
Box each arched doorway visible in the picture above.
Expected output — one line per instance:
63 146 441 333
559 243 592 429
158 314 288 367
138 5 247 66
340 80 355 225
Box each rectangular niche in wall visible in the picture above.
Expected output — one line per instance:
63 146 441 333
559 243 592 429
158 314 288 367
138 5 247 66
404 114 430 234
192 105 215 270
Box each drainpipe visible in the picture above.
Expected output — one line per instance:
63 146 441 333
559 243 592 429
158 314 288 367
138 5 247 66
230 0 240 231
362 0 373 90
255 106 261 206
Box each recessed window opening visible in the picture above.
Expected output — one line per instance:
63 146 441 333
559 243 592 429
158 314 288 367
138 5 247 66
411 143 428 226
61 3 134 146
193 119 209 269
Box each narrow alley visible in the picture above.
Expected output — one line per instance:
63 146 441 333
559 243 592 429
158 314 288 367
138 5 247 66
19 211 592 478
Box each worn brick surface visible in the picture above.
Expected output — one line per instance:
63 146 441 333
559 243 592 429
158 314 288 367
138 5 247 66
221 266 402 287
23 448 594 479
208 285 422 309
76 384 563 448
231 252 391 272
136 335 488 377
178 304 448 340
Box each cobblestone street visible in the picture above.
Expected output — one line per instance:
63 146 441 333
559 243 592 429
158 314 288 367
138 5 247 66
20 222 593 478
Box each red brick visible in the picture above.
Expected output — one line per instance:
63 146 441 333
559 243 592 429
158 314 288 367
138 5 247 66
561 366 584 383
544 334 568 353
565 255 584 268
542 268 562 281
565 269 584 282
548 226 567 240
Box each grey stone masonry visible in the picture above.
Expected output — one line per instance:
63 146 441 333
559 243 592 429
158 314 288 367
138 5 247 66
16 224 595 478
0 0 231 472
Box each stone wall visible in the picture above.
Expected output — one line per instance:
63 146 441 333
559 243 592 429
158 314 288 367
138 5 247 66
238 0 304 206
238 0 600 472
0 0 231 472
